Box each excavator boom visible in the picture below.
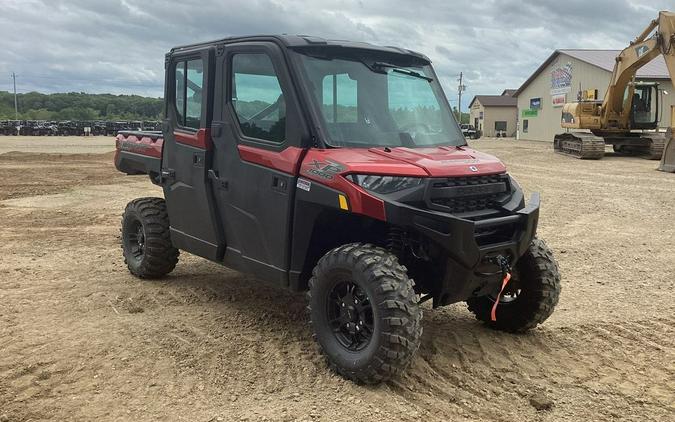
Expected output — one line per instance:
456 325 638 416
553 10 675 170
657 11 675 172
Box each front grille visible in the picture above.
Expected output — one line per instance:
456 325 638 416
431 195 501 213
428 173 510 214
431 173 506 189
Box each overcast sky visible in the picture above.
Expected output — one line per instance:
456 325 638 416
1 0 671 110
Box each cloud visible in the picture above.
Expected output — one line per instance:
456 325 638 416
0 0 671 108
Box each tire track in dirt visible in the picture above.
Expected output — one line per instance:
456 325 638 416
387 312 675 420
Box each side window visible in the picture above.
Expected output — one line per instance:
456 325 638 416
175 63 185 124
322 74 357 123
523 119 529 133
231 54 285 143
174 59 204 129
494 121 507 131
632 86 656 124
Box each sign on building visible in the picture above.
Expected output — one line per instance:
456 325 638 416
522 109 538 117
550 61 572 95
552 93 566 107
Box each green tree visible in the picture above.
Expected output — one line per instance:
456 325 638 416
0 91 163 120
452 106 470 124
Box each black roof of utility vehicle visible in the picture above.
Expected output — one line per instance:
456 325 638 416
169 34 430 62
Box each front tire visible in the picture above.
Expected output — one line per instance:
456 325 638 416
121 197 179 278
467 238 560 332
307 243 422 384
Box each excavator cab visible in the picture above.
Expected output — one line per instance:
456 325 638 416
629 83 659 130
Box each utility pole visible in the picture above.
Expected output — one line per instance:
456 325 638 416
457 72 466 123
12 72 18 121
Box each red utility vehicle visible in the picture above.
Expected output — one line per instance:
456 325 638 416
115 35 560 384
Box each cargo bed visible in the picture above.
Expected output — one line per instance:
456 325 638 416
114 130 163 182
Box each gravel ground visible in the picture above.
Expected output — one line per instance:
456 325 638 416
0 137 673 421
0 136 114 155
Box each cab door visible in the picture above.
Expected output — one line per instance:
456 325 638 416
210 41 308 286
630 84 658 130
162 48 225 260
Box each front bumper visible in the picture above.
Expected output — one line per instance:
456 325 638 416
383 192 540 306
385 192 539 267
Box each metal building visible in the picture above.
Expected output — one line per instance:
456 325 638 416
468 90 518 137
513 49 673 141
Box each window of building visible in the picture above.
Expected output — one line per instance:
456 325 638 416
231 54 286 143
494 121 507 131
322 74 358 123
174 59 204 129
523 119 529 133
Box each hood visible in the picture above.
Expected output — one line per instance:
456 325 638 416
300 145 507 180
367 146 506 177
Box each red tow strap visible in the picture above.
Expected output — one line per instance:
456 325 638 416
491 272 512 322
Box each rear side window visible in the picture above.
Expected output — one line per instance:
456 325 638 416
231 53 285 143
174 59 204 129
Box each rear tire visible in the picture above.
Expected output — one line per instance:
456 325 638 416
121 197 179 278
466 238 560 333
307 243 422 384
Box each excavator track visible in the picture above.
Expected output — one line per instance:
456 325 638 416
639 134 666 160
553 132 606 159
610 134 666 160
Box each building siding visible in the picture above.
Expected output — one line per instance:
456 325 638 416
469 101 517 137
516 52 674 141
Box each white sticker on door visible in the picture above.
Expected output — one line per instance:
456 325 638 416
297 178 312 192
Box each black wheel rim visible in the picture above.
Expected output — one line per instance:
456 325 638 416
124 219 145 262
326 281 374 352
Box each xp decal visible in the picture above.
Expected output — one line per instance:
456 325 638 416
302 159 345 180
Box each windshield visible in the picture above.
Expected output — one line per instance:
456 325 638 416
294 52 465 148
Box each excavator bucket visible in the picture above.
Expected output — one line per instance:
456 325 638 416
658 128 675 172
658 105 675 172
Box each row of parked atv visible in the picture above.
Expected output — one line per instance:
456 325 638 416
0 120 162 136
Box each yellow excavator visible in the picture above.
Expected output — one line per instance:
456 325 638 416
554 10 675 172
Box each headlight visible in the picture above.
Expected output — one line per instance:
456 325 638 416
347 174 423 194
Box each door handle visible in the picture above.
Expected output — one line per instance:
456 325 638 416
161 168 175 181
271 176 288 192
208 169 228 190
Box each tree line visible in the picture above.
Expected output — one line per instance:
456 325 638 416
0 91 163 121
